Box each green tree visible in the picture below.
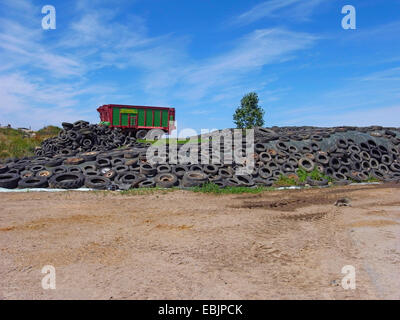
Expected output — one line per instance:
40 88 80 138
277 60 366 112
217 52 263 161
233 92 265 129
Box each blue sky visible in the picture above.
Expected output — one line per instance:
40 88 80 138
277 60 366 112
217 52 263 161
0 0 399 131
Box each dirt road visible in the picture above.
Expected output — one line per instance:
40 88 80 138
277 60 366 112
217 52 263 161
1 184 399 299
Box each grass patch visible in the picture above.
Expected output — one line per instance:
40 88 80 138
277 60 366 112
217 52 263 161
191 182 273 194
0 126 61 159
273 175 298 187
296 168 333 183
365 176 380 183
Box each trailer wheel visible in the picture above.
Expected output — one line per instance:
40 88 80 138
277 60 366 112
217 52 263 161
146 129 165 141
136 130 148 140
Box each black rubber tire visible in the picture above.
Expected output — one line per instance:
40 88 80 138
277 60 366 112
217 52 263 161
234 175 255 187
172 165 188 177
370 169 386 181
64 157 85 166
188 164 202 172
390 162 400 172
333 172 347 182
213 180 227 188
80 151 99 161
120 173 140 184
138 178 156 188
111 158 125 166
0 164 8 174
101 169 116 180
61 122 74 130
154 173 178 188
315 153 329 165
203 164 219 175
84 175 111 190
298 158 315 172
96 158 111 168
218 168 233 178
82 164 97 172
84 170 99 177
350 153 362 163
20 170 35 179
258 152 272 163
329 157 341 170
0 173 20 189
52 166 67 174
37 170 53 179
45 157 64 167
29 165 46 173
306 176 328 186
258 167 272 179
266 161 280 171
18 176 48 188
253 177 272 186
157 164 172 173
146 129 165 140
67 166 82 173
136 130 148 140
381 154 393 166
369 158 379 169
225 177 241 187
182 171 208 187
49 173 84 189
140 163 157 176
114 165 129 174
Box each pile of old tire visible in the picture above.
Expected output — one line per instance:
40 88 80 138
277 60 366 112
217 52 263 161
34 120 137 158
1 125 400 190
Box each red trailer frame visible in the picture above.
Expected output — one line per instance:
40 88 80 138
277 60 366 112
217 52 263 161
97 104 176 134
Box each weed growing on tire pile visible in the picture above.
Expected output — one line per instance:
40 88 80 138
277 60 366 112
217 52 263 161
0 122 399 191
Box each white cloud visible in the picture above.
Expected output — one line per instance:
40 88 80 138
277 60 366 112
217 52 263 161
233 0 325 26
174 28 316 102
0 0 318 129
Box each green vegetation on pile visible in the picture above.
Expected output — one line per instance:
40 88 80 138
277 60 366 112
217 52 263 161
0 126 61 159
191 183 273 194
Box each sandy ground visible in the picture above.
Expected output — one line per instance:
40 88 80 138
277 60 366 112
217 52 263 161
0 184 399 300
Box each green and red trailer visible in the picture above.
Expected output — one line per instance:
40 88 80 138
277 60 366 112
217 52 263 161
97 104 176 139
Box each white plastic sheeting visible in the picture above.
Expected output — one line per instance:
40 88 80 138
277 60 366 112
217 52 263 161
0 182 381 193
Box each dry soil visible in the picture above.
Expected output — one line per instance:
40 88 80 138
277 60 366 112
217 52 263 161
0 184 399 299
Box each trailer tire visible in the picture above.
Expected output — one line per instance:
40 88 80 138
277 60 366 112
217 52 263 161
146 129 164 141
136 130 148 140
